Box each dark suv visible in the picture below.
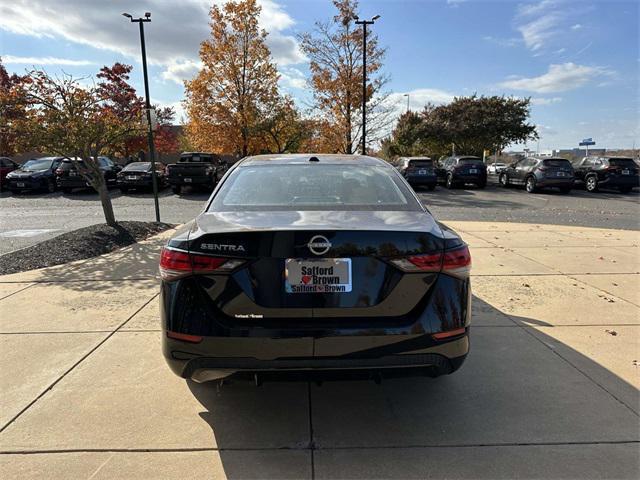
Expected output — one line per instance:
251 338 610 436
56 157 121 193
437 156 487 189
572 156 639 193
499 157 574 194
397 157 437 190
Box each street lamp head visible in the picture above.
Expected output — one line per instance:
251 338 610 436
353 14 359 21
372 14 381 21
144 12 151 18
122 12 132 19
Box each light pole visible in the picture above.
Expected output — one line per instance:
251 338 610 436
403 93 410 113
354 14 380 155
123 11 160 223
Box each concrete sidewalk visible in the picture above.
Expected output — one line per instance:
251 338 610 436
0 222 638 479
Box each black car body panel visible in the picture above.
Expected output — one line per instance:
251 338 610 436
437 156 487 188
160 154 471 382
572 156 639 192
0 157 19 190
117 162 167 191
500 157 574 193
56 157 121 192
397 157 438 188
167 152 221 191
6 157 62 193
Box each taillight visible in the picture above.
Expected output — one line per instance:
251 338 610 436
442 245 472 277
159 247 245 281
167 331 203 343
389 245 471 278
432 327 466 340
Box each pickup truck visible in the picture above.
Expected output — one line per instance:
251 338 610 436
166 152 221 194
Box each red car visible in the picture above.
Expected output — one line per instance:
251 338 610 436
0 157 19 191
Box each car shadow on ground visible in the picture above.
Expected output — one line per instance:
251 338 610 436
184 296 639 479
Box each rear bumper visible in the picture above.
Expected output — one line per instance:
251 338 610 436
451 174 486 184
165 336 469 382
598 176 640 188
406 175 437 186
537 177 574 188
117 178 153 188
168 176 214 186
7 177 48 191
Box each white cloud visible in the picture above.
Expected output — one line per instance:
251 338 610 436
483 36 521 47
161 60 203 85
517 11 563 51
0 0 305 85
279 67 307 90
530 96 562 105
1 55 95 66
152 99 187 124
571 23 582 30
499 63 615 93
447 0 468 6
388 88 456 113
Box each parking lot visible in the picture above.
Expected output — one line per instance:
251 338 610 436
1 178 638 255
1 220 638 479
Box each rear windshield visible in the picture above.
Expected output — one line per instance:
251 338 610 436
543 159 572 167
607 158 636 168
124 162 151 171
458 158 483 165
209 164 421 212
408 160 432 167
180 154 217 163
22 159 53 170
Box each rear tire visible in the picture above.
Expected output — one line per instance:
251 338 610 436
427 184 436 191
618 186 632 194
525 176 537 193
585 175 598 192
172 186 181 195
446 174 455 189
476 181 486 189
499 173 509 187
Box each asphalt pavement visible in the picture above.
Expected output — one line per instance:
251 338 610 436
0 178 638 255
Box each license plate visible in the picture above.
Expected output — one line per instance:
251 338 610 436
418 169 427 175
622 169 630 175
184 177 192 183
126 176 138 180
17 182 25 188
469 169 478 174
285 258 352 293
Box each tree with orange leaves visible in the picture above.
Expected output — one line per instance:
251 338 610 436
299 0 390 154
185 0 279 157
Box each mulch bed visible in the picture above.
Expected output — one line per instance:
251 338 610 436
0 221 173 275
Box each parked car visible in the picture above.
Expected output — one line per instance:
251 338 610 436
436 155 487 189
397 157 438 190
55 156 121 193
117 161 167 193
160 154 471 383
0 157 19 191
499 157 574 194
5 157 62 194
166 152 221 194
487 162 507 174
572 156 639 193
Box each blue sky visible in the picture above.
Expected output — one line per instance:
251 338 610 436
1 0 638 150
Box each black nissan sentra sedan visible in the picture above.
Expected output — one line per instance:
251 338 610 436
160 154 472 383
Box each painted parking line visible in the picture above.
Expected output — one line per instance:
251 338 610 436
0 229 59 238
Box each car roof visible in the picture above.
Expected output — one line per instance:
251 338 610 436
238 154 389 167
454 155 482 160
405 157 432 161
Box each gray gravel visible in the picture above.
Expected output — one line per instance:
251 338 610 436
0 179 638 256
